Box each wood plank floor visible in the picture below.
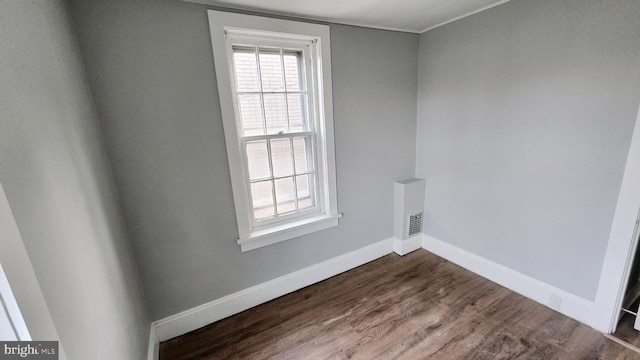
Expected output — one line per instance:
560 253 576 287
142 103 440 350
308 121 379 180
160 250 640 359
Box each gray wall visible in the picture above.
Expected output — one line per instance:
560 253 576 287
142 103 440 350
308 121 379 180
66 0 419 320
416 0 640 300
0 1 149 359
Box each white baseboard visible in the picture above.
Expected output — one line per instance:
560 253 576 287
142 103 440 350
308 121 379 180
152 238 395 342
422 234 594 326
393 235 422 256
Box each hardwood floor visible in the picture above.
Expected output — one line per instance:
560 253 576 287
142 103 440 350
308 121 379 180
160 250 640 359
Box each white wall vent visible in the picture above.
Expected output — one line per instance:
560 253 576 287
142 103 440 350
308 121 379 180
408 213 423 236
394 178 426 240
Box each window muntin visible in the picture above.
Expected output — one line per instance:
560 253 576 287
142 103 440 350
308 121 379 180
230 44 320 227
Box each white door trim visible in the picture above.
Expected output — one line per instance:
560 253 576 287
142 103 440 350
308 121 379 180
0 261 30 340
592 104 640 333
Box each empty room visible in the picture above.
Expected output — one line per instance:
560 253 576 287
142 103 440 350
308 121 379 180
2 0 640 359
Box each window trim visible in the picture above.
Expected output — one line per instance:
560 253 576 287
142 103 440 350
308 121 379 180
207 10 340 252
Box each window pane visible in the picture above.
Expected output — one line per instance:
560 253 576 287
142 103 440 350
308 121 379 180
287 94 308 132
283 53 302 91
251 181 274 220
259 52 284 92
275 177 296 214
246 140 270 180
233 50 260 92
296 174 315 210
293 136 311 173
270 138 294 178
238 94 264 136
264 94 287 134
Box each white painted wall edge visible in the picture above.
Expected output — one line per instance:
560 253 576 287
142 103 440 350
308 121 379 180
422 234 594 326
147 323 158 360
152 238 395 342
393 235 422 256
592 104 640 333
0 183 67 359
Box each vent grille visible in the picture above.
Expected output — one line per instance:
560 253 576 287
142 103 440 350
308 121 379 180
408 213 423 236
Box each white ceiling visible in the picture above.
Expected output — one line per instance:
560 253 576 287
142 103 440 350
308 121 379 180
188 0 510 33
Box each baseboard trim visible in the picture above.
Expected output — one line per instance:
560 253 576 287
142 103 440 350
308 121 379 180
393 235 422 256
422 234 594 326
152 238 395 342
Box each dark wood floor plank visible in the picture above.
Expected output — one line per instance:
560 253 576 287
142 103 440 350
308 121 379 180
160 250 640 360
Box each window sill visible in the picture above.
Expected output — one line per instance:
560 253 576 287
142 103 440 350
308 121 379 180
237 213 342 252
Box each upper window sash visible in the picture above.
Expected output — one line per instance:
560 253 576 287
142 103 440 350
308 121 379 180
230 46 313 137
227 41 317 137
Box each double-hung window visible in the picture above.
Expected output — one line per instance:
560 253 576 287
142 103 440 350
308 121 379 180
208 11 340 251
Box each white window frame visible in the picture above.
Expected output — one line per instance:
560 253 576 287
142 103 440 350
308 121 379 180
208 10 340 252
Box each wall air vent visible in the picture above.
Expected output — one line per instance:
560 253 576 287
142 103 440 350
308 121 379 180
394 178 426 240
408 213 423 236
